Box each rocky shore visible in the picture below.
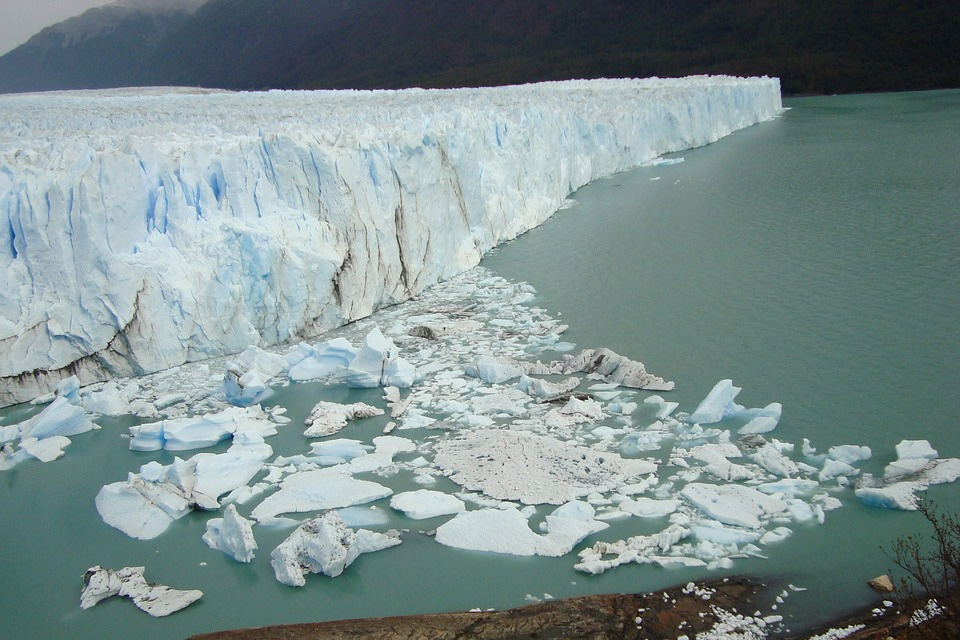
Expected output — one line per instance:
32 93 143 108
188 577 954 640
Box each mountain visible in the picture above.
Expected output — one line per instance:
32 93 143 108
0 0 958 95
0 0 206 93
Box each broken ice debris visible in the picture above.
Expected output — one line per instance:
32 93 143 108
97 436 272 539
463 356 525 384
128 405 277 451
855 440 960 511
270 511 401 586
80 566 201 617
575 523 691 574
534 348 674 390
286 327 416 387
203 504 258 562
224 345 288 406
303 401 384 438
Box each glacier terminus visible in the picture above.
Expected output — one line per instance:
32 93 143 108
0 77 782 406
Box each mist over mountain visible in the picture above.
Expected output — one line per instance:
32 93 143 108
0 0 957 95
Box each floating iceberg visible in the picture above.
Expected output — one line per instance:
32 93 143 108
287 338 359 382
97 436 272 539
303 401 384 438
128 405 277 452
434 429 653 505
202 504 258 562
464 356 525 384
250 470 393 522
533 348 674 391
390 490 465 520
80 566 202 617
0 377 97 469
434 501 608 557
680 483 788 529
687 379 744 424
270 512 401 586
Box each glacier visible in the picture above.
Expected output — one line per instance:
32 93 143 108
0 77 782 406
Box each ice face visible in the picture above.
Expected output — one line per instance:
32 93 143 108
0 77 783 406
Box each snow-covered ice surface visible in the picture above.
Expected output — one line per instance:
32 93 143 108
0 77 782 406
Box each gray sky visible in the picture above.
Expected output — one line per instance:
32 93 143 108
0 0 116 55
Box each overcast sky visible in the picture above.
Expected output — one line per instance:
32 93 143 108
0 0 116 55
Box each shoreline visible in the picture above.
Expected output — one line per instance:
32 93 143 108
187 576 946 640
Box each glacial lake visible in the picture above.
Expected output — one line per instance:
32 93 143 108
1 89 957 639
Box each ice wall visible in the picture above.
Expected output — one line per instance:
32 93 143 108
0 77 782 405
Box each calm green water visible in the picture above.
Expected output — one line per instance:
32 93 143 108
1 90 957 639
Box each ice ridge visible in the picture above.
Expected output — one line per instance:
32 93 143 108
0 76 782 405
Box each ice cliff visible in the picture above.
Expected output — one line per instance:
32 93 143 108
0 77 782 405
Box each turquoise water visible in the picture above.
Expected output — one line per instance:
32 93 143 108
1 89 957 639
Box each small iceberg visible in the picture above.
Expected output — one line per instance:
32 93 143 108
80 566 202 617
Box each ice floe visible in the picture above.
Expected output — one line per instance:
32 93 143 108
80 566 202 617
390 490 465 520
433 429 652 505
250 470 393 523
434 501 608 557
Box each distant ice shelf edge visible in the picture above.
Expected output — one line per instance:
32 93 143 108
0 76 783 406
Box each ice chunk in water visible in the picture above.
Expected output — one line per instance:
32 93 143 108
687 379 743 424
203 504 257 562
270 512 400 586
80 566 202 617
895 440 938 461
251 470 393 522
19 396 94 440
287 338 358 381
390 490 465 520
463 355 525 384
680 483 787 529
